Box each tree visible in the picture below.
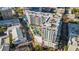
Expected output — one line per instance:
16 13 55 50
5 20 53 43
64 45 68 51
75 48 79 51
72 8 79 13
34 45 43 51
47 47 54 51
9 32 13 48
0 26 7 32
14 7 25 17
72 8 79 18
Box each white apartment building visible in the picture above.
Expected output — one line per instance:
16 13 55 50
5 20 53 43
25 9 62 48
41 14 62 48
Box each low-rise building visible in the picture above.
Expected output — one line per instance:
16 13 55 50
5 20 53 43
11 26 26 45
68 23 79 51
0 7 15 20
6 25 27 45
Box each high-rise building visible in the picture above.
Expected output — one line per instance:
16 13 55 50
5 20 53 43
25 7 62 49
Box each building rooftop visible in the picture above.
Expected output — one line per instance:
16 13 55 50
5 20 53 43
68 23 79 36
26 7 57 13
0 19 20 26
0 7 12 11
